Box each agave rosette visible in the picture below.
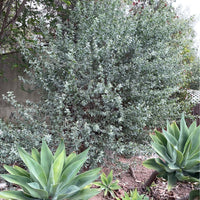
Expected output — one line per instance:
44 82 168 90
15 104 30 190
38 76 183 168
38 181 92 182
143 115 200 190
0 140 101 200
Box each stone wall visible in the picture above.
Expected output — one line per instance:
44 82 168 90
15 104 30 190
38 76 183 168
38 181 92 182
0 52 39 120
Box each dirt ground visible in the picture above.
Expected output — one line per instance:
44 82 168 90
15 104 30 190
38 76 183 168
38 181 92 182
90 156 195 200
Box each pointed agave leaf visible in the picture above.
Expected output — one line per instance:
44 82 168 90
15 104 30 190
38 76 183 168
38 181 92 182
41 140 54 179
31 148 40 163
143 158 164 173
150 134 162 145
18 147 47 189
107 170 113 185
155 158 174 173
60 158 86 184
178 115 189 152
0 191 34 200
176 171 199 182
63 152 77 169
175 148 183 167
183 159 200 170
167 173 177 191
56 185 80 199
155 130 167 146
71 168 101 189
162 129 178 147
13 166 30 177
169 122 180 140
54 139 65 158
3 165 29 177
189 126 200 155
68 148 89 168
151 142 172 163
0 174 45 199
50 148 65 185
188 121 197 133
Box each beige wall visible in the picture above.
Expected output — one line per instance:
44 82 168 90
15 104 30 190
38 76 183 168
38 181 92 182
0 52 39 120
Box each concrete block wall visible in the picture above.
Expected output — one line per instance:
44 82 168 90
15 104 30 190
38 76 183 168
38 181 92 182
0 52 39 120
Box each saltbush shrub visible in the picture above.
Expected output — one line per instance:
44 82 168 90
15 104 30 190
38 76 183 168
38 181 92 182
0 0 197 167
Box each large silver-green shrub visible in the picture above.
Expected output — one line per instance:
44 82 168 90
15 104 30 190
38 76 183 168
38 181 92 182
0 0 197 167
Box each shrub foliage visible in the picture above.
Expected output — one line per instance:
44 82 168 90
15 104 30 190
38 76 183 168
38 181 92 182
0 0 197 167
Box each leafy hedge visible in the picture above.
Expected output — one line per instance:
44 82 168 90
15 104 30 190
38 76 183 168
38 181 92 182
0 0 197 167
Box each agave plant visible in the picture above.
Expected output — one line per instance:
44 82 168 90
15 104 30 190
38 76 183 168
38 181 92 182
0 139 101 200
116 189 150 200
93 170 121 198
143 114 200 190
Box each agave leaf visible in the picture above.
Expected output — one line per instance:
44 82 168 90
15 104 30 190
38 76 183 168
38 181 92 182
162 129 178 147
184 164 200 173
49 148 65 185
188 121 197 133
26 182 49 199
13 166 30 177
55 185 80 199
170 122 180 140
151 142 172 163
41 140 54 179
189 126 200 155
0 191 34 200
188 151 200 161
70 168 101 189
69 149 89 168
18 147 47 189
167 173 177 191
107 170 113 185
150 134 162 146
0 174 45 199
155 158 174 173
155 130 167 146
143 158 164 172
175 148 183 166
54 139 65 158
31 148 40 163
166 142 174 159
60 158 86 184
68 188 100 200
183 160 200 170
176 171 199 182
3 165 29 177
63 152 77 169
178 115 189 152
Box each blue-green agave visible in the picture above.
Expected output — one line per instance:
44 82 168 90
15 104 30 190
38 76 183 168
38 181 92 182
143 115 200 190
0 139 101 200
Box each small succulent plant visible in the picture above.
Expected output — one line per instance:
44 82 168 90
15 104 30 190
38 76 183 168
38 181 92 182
94 170 121 198
0 139 101 200
143 114 200 190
